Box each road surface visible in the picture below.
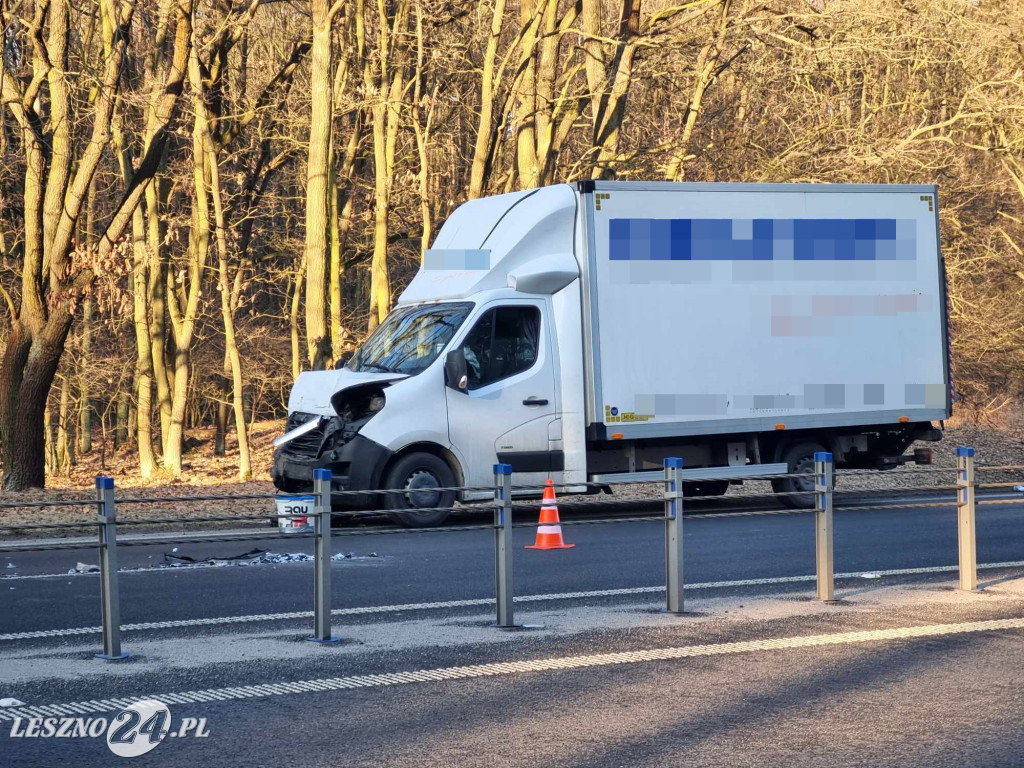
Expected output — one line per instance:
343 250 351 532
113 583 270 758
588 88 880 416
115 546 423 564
1 492 1022 767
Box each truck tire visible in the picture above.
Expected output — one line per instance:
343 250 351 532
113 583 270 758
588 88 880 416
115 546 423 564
383 452 457 527
772 441 827 509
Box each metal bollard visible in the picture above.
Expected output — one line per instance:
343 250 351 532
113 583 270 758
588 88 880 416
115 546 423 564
308 468 339 642
956 446 978 591
663 458 685 614
493 463 515 628
813 452 835 602
95 476 128 660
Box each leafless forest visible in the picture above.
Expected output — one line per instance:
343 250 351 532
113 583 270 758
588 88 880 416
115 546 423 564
0 0 1022 489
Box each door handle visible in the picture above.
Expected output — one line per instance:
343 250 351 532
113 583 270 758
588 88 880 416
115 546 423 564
522 397 548 406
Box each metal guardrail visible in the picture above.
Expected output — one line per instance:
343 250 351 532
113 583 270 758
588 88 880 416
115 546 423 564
0 446 1011 656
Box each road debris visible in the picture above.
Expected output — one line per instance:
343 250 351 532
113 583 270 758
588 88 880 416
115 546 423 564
0 698 26 707
158 549 379 569
163 548 268 567
69 562 100 574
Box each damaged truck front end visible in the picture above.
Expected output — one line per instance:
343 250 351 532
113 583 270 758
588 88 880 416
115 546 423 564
271 379 400 508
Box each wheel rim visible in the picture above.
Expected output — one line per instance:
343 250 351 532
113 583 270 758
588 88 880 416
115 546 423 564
403 468 442 511
792 456 817 493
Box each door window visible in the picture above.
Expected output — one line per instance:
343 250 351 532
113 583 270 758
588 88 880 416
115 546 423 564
461 306 541 390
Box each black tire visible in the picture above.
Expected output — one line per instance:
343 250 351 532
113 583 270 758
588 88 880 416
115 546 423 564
772 441 827 509
383 452 457 527
683 480 730 498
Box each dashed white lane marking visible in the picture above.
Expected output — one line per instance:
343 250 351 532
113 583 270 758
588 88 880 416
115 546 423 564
2 560 1023 642
0 616 1022 721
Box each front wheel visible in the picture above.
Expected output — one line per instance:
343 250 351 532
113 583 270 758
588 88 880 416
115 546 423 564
771 441 827 509
383 452 457 528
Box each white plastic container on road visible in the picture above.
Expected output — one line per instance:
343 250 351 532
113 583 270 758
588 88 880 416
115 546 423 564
277 495 315 534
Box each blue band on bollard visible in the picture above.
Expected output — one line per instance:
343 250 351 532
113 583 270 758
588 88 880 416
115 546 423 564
813 452 833 462
956 446 975 457
664 457 684 469
313 468 333 480
494 463 513 475
95 476 114 490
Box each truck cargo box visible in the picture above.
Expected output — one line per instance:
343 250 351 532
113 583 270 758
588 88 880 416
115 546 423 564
578 182 950 439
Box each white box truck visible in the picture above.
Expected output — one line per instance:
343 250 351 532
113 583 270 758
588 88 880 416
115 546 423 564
273 181 950 526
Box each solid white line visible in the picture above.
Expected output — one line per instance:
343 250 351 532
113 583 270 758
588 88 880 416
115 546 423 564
2 560 1023 642
0 616 1021 722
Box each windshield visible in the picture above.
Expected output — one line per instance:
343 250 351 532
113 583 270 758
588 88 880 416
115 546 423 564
347 303 473 375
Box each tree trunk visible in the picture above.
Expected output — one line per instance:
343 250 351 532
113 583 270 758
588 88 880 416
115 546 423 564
77 300 93 456
44 402 55 477
291 258 306 382
0 321 74 489
115 388 130 448
365 0 407 331
304 1 334 368
208 145 252 480
468 0 509 199
56 375 74 474
215 393 229 456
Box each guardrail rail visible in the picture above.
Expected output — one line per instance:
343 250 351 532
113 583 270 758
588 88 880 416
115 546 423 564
0 445 1013 659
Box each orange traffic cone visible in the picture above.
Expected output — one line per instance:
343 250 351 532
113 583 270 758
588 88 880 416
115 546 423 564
525 479 574 550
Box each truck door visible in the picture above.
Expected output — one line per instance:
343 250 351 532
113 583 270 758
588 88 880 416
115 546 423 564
445 300 559 489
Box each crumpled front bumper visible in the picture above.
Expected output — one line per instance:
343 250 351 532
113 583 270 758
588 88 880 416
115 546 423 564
272 434 393 509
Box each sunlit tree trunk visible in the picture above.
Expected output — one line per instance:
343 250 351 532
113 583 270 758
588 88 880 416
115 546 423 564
303 0 337 368
208 145 252 480
362 0 408 330
468 0 508 199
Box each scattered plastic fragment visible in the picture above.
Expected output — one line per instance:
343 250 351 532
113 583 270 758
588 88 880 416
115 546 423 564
164 548 267 567
71 563 100 574
5 563 14 569
0 698 25 708
154 548 381 570
259 553 313 563
1014 485 1024 493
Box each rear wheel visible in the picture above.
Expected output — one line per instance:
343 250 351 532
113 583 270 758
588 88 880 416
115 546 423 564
383 452 457 528
772 441 827 509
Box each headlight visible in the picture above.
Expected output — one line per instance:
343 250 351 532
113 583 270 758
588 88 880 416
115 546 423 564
368 395 386 412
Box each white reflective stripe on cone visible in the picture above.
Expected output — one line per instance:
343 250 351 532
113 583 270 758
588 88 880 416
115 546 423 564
537 525 563 535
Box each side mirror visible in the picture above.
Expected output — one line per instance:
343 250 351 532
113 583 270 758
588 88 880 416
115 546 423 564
334 356 350 370
444 349 468 391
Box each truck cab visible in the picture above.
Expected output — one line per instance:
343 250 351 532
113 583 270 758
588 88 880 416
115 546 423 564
273 185 584 525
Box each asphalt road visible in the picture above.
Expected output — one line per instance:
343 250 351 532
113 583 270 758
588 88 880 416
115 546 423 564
1 494 1022 633
1 492 1023 767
